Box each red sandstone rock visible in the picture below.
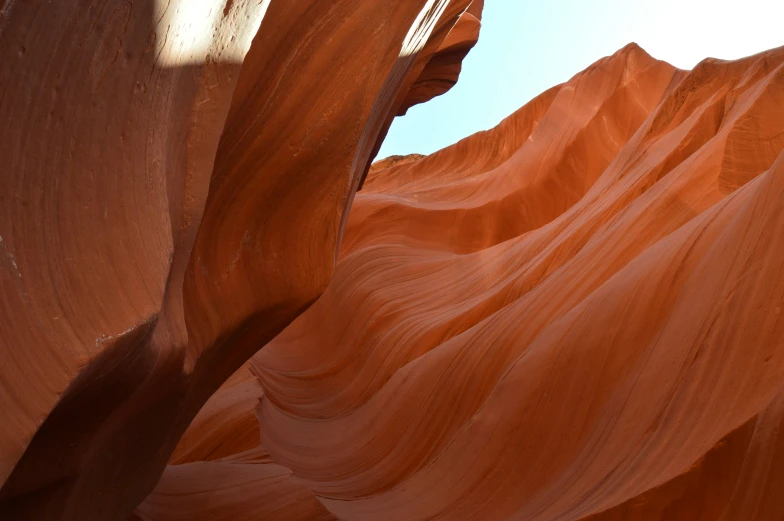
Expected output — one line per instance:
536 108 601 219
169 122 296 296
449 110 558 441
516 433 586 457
133 368 337 521
5 1 784 520
398 0 484 116
243 43 784 520
133 42 784 521
0 0 481 519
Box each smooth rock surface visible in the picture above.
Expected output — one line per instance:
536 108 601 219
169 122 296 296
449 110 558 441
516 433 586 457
246 43 784 520
5 1 784 519
0 0 481 519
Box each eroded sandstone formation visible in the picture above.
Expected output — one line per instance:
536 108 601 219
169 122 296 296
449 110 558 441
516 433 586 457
0 0 482 519
141 43 784 520
397 0 484 116
4 0 784 519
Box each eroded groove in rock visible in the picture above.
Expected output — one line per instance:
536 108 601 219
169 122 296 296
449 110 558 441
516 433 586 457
134 368 338 521
0 0 482 519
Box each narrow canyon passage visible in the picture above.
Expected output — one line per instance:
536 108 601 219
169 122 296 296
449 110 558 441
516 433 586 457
2 1 784 520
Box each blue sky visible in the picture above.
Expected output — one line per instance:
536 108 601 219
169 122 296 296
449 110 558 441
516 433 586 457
378 0 784 159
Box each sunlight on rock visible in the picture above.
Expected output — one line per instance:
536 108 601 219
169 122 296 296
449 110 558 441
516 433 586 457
154 0 269 67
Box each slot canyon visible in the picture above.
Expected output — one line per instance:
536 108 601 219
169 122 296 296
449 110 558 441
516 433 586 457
1 1 784 520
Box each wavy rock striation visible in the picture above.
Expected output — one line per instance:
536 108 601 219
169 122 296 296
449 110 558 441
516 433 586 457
0 0 482 519
241 43 784 520
5 0 784 518
133 367 337 521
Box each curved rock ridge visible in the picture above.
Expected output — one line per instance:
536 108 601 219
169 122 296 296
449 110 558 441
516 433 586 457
0 0 482 519
240 43 784 520
398 0 484 116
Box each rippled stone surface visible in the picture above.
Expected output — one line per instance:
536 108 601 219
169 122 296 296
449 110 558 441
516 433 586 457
249 43 784 521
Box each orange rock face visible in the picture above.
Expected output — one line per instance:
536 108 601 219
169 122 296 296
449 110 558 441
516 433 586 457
241 43 784 520
0 0 481 519
4 0 784 519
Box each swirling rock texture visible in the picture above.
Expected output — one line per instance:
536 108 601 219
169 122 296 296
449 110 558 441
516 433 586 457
242 43 784 520
0 0 481 519
133 366 338 521
5 0 784 519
